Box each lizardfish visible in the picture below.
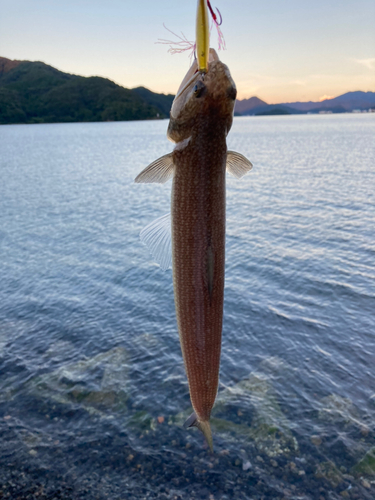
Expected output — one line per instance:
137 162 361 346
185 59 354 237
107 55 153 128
135 49 252 450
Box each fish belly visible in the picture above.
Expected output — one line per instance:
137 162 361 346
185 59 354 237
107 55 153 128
172 150 226 421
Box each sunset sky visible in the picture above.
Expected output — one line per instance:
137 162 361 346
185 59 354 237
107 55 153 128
1 0 374 102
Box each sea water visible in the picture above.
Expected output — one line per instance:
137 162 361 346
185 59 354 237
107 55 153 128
0 114 374 499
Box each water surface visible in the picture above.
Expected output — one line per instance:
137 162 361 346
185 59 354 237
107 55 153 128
0 114 374 499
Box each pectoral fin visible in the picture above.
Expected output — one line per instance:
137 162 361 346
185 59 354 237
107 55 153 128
226 151 253 178
140 213 172 271
135 153 175 183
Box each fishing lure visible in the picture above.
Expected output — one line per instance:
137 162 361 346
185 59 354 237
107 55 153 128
207 0 226 51
196 0 210 73
157 0 225 63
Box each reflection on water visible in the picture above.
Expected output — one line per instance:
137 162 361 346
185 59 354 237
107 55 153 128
0 115 374 499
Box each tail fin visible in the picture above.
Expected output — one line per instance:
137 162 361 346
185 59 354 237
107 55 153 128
184 412 213 452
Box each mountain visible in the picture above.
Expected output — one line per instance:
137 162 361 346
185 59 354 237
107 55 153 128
280 92 375 112
132 86 174 117
0 57 22 75
234 96 267 114
2 56 374 124
242 103 304 116
0 56 174 125
236 91 375 115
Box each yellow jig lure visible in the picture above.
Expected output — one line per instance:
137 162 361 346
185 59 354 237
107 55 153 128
196 0 210 73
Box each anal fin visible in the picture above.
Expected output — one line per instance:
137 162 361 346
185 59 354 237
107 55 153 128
184 412 213 452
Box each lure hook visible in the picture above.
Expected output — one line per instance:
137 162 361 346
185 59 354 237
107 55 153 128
207 1 223 26
215 7 222 26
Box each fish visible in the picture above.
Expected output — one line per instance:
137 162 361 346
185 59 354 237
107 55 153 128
135 49 252 451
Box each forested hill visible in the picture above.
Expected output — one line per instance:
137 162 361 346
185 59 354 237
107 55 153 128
0 57 174 125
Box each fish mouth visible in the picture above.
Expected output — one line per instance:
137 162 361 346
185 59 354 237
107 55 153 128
175 49 220 100
175 69 200 102
171 49 221 121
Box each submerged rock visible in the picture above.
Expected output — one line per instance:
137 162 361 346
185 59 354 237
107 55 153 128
258 356 292 376
28 346 130 414
215 374 298 456
318 394 362 426
128 410 156 432
315 461 343 488
173 373 298 456
351 447 375 477
44 340 77 361
310 435 323 447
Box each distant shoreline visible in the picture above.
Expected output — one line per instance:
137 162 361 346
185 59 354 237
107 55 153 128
1 56 374 126
2 112 374 128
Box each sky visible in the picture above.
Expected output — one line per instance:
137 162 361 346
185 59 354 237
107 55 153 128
1 0 375 103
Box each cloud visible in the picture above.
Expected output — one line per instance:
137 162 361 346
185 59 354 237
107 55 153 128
319 95 334 101
354 58 375 70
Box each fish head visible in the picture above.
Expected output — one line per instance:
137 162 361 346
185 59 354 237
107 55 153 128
167 49 237 143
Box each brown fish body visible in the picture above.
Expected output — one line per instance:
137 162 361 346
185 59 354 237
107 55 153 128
135 50 252 450
172 123 226 424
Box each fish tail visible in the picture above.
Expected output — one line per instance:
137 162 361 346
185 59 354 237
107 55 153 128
184 412 213 452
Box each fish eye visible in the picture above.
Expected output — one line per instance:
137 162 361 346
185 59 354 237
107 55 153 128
227 86 237 101
194 81 205 98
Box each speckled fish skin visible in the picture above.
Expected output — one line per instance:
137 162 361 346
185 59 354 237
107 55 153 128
168 52 236 448
172 119 226 414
